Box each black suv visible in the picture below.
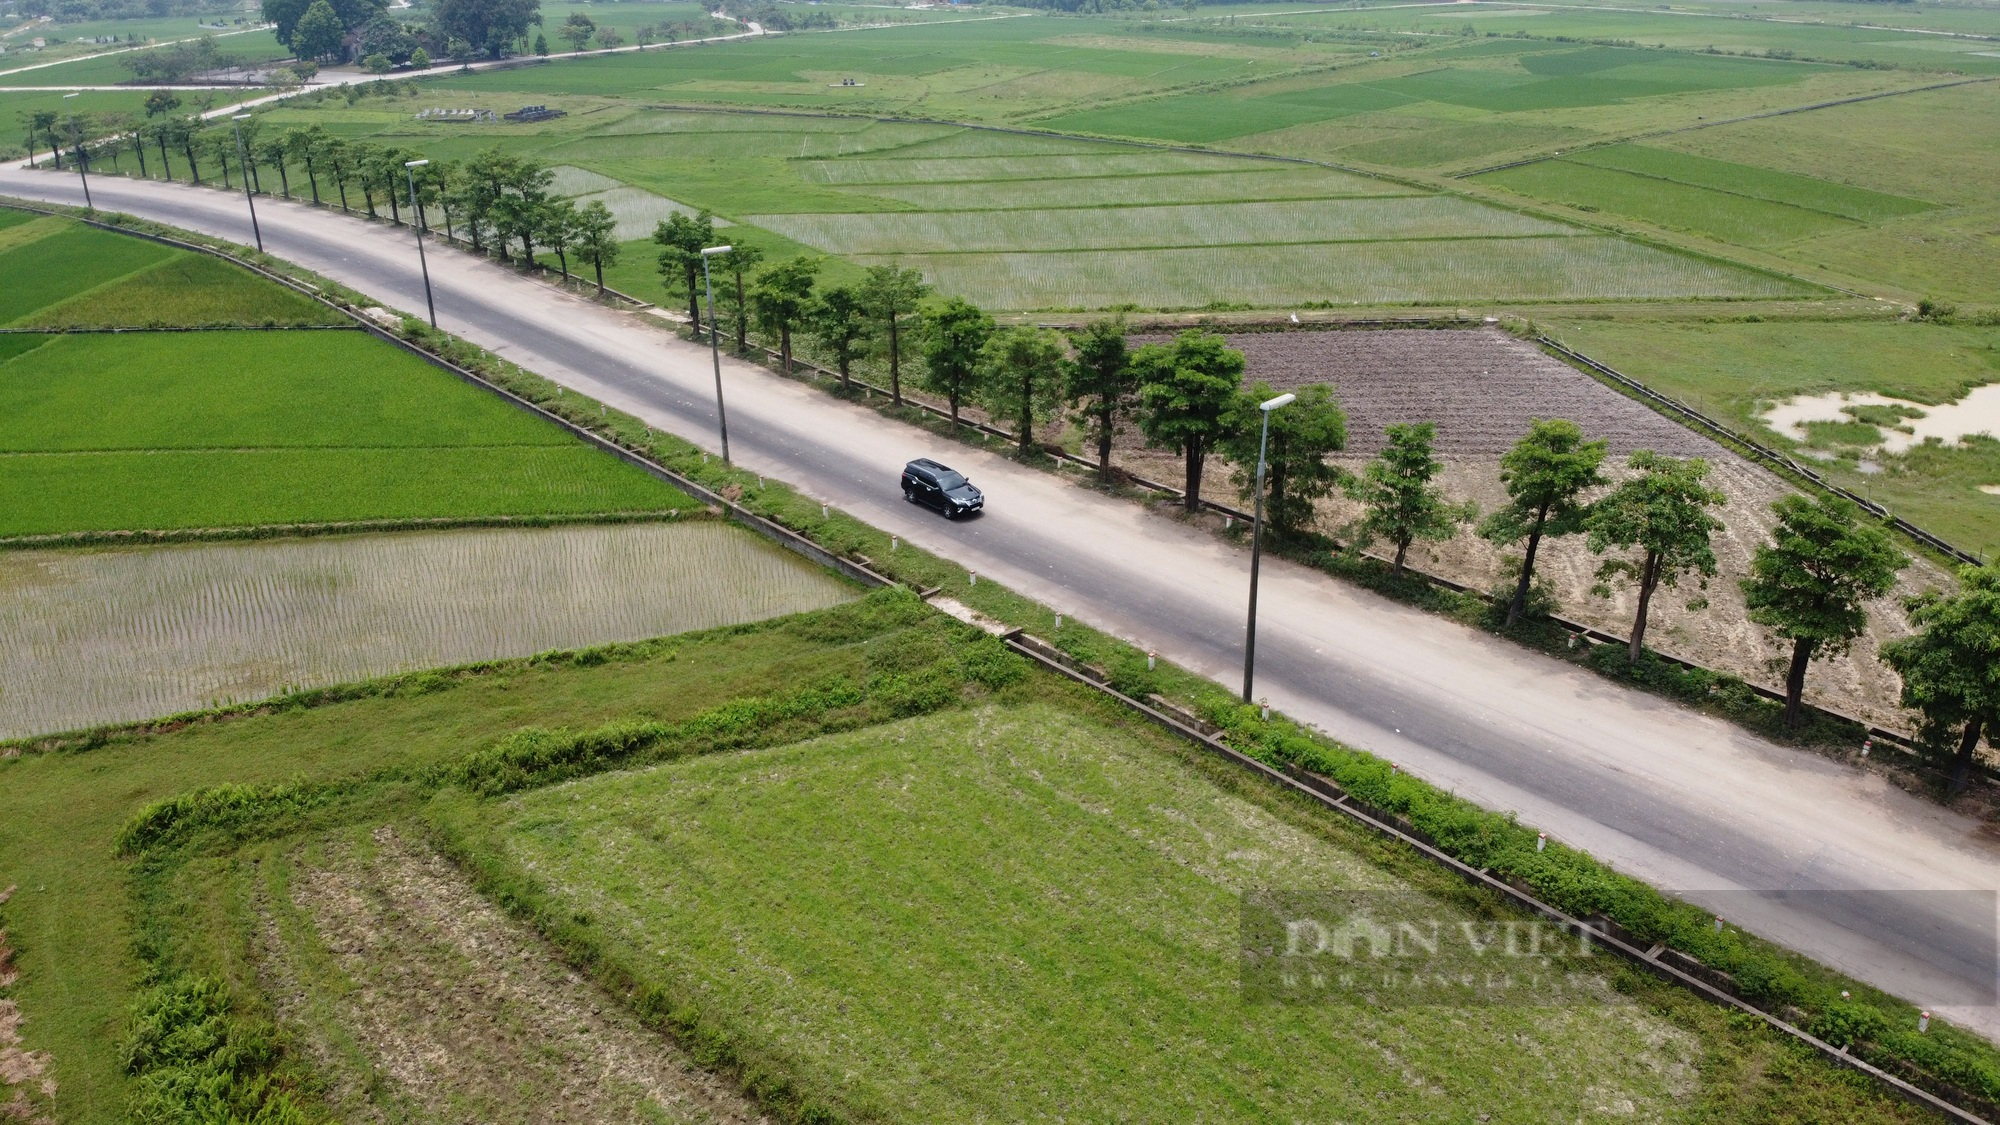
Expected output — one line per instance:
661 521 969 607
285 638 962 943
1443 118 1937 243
902 458 983 519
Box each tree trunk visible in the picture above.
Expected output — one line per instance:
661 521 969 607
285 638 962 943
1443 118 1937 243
277 163 290 198
1019 372 1033 456
335 175 349 213
1505 504 1552 626
685 265 701 328
779 324 792 373
1183 437 1203 512
1952 716 1986 796
557 247 569 280
594 257 605 294
1628 550 1660 663
185 140 200 184
1393 538 1410 576
948 391 960 434
219 152 232 189
362 174 377 218
249 159 262 194
1097 404 1115 482
157 133 172 179
386 182 400 224
442 203 455 242
134 136 148 177
305 158 320 204
1782 637 1814 728
733 269 747 354
887 315 902 405
837 351 851 390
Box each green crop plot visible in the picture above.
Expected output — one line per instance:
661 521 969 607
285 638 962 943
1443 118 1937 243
1564 144 1935 222
753 195 1578 254
856 165 1415 209
0 223 178 323
876 235 1806 310
1476 159 1861 247
22 253 345 328
0 330 689 535
795 150 1252 184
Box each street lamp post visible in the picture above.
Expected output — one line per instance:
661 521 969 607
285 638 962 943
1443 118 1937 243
700 244 734 462
1241 391 1295 703
229 113 261 251
62 92 92 212
404 158 436 328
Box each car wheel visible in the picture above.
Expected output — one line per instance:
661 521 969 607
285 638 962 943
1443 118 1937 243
904 489 916 504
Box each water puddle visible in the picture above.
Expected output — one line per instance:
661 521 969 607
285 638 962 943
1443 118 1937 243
1759 384 2000 454
0 523 854 739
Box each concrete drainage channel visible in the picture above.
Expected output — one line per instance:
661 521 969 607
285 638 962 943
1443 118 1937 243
22 198 1992 1124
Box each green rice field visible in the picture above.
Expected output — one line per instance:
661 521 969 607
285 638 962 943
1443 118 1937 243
0 210 690 534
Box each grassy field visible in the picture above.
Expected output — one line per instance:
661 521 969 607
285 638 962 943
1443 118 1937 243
0 210 690 534
1545 315 2000 556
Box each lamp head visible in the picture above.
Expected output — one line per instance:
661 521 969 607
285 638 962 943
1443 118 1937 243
63 92 79 100
405 158 430 168
1259 393 1297 412
701 245 733 258
232 113 250 121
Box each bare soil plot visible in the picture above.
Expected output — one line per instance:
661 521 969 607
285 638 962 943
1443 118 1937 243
257 825 767 1125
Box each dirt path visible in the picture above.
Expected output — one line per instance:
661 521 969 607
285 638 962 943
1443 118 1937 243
259 826 767 1125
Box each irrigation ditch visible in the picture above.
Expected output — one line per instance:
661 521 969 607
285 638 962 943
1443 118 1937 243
12 195 2000 1118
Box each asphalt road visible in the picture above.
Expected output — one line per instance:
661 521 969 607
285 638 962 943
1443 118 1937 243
8 168 1997 1035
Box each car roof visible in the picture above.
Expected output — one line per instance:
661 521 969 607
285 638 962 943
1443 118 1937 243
907 458 955 474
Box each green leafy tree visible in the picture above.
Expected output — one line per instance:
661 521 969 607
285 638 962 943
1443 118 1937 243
1064 316 1138 483
919 296 993 434
321 135 357 213
1220 381 1346 538
749 256 820 374
255 135 290 197
434 0 540 57
410 45 432 68
1343 421 1472 576
534 31 548 55
1586 451 1728 663
1132 330 1246 512
804 285 870 390
572 199 620 294
653 209 715 330
1744 495 1908 728
1480 419 1608 627
714 243 763 355
458 146 522 254
264 0 314 47
560 10 594 50
1882 564 2000 794
285 125 326 205
859 264 928 406
293 0 346 62
494 159 554 261
540 199 579 278
979 326 1068 457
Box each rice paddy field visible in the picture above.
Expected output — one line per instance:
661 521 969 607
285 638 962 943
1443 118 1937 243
0 589 1940 1125
253 97 1811 310
0 521 857 737
0 209 692 535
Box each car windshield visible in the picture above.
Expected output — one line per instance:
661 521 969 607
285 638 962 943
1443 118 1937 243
935 470 968 490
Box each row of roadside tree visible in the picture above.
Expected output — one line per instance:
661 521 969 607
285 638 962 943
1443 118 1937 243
50 126 1997 787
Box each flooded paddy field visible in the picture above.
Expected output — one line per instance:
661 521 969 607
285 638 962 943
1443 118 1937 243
0 521 856 739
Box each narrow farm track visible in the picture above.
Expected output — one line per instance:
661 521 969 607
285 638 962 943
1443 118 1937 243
6 170 1997 1040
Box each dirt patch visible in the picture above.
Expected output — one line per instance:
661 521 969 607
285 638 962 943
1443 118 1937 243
258 826 768 1125
1131 326 1717 457
0 998 53 1124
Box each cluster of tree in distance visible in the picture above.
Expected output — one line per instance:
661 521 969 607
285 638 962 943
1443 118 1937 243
263 0 540 64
